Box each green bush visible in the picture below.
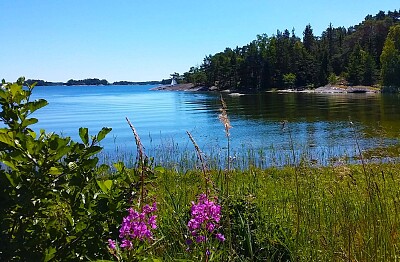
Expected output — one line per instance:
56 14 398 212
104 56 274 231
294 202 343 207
0 78 128 261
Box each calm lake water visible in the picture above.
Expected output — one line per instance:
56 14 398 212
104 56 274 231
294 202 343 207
30 85 400 167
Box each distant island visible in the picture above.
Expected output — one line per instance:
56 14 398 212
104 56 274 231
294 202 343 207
24 78 168 86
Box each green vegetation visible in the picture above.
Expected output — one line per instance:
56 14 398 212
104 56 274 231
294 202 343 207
1 79 400 261
24 79 162 86
25 79 64 86
66 78 110 86
183 10 400 91
113 80 161 86
381 24 400 89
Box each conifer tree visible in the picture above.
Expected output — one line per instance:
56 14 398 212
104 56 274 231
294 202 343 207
380 25 400 87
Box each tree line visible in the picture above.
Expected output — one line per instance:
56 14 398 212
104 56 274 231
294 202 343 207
182 10 400 91
23 78 163 86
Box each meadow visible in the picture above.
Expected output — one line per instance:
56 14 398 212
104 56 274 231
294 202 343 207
1 78 399 261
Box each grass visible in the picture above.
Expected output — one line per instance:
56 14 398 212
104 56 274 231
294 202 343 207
102 98 400 261
110 121 400 261
152 160 400 261
37 121 400 261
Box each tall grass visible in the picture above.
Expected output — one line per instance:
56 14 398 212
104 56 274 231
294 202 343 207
154 161 400 261
104 98 400 261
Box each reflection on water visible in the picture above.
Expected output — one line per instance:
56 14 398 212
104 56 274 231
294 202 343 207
30 85 400 167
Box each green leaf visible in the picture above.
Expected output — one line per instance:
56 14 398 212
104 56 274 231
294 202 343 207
79 127 89 145
27 129 36 139
85 145 102 157
113 161 125 173
97 179 113 194
3 160 17 171
66 235 77 243
0 88 7 100
0 132 15 147
52 146 71 161
154 166 165 175
21 117 38 129
104 179 112 190
44 246 56 262
49 139 59 150
66 214 74 226
27 99 48 114
6 172 19 186
75 221 87 233
46 218 56 229
49 166 63 175
97 127 112 142
25 137 35 154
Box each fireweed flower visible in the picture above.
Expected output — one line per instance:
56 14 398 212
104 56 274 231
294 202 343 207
187 194 225 247
108 239 116 250
115 202 157 250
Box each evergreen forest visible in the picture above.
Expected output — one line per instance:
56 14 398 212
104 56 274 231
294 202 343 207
182 10 400 91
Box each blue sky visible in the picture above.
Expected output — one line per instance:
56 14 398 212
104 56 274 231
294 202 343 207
1 0 399 82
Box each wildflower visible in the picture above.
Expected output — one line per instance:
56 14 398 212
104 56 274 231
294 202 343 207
187 193 224 246
215 233 225 242
117 202 158 250
196 235 206 243
120 239 133 249
108 239 116 250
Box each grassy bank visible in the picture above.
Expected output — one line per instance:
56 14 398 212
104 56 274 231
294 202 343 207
1 79 399 261
141 160 399 261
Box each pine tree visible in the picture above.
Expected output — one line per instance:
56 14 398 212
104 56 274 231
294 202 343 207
380 25 400 87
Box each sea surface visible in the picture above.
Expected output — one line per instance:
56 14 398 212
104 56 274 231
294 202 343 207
30 85 400 167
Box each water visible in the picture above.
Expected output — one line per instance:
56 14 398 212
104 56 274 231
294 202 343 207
29 85 400 167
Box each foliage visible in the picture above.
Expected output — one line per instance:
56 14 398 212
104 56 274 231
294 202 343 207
283 73 296 89
328 73 338 85
183 67 207 86
0 78 130 261
66 78 109 86
381 24 400 87
182 10 400 90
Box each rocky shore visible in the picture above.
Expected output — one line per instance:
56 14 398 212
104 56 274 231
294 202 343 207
280 85 380 94
151 84 380 94
150 83 213 92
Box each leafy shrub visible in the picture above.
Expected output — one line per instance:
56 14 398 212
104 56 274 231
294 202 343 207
0 78 122 261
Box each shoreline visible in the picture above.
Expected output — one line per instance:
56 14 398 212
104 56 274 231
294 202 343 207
151 84 380 94
278 85 380 94
150 83 213 92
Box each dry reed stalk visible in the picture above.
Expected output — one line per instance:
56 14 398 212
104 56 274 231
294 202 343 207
126 117 147 208
219 95 232 194
219 95 232 171
218 95 233 251
186 131 214 195
126 117 146 163
218 95 232 138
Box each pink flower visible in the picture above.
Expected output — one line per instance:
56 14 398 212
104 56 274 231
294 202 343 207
215 233 225 242
108 239 116 250
117 202 158 249
186 193 224 248
120 239 132 249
